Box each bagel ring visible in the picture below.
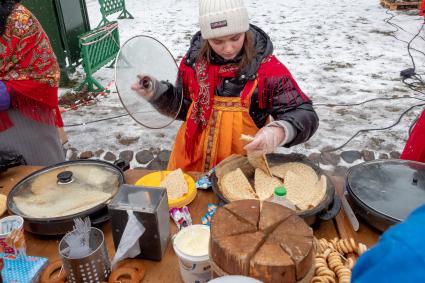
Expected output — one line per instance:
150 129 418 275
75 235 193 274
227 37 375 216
115 259 146 279
109 267 141 283
40 259 67 283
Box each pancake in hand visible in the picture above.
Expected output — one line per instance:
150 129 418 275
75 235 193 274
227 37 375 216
248 153 272 177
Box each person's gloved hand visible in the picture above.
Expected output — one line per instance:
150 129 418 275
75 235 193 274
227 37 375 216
244 126 286 155
131 74 156 100
0 81 10 111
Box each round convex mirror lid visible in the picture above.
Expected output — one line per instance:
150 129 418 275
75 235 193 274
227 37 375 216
115 35 183 129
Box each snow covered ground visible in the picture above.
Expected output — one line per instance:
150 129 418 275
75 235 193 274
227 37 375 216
61 0 425 160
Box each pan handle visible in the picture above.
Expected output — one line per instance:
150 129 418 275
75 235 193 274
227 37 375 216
91 213 110 226
114 159 130 172
318 195 342 221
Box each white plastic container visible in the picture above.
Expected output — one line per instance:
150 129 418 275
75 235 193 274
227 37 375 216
0 215 25 255
173 224 211 283
209 275 263 282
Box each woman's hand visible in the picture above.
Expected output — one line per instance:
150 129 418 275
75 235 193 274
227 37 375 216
0 81 10 111
131 74 156 100
244 126 286 155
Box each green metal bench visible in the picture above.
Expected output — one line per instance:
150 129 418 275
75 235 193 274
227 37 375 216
97 0 133 28
76 21 120 92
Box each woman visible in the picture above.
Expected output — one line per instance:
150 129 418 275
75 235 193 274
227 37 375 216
132 0 319 172
0 0 64 165
400 109 425 163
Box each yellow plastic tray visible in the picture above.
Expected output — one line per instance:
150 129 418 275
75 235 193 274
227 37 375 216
134 171 197 208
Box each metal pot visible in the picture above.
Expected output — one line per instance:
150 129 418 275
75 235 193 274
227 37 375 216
211 153 341 226
7 159 129 235
345 159 425 232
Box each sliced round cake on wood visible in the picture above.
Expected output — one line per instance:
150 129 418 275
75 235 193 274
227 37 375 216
210 200 314 283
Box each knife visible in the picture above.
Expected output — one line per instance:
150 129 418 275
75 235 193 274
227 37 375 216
341 191 360 231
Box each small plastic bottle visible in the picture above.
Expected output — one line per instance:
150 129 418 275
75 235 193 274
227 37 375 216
272 186 296 210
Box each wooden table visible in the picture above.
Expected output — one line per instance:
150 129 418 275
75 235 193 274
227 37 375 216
0 166 381 282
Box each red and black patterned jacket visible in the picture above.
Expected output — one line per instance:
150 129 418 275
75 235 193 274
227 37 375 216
153 25 319 147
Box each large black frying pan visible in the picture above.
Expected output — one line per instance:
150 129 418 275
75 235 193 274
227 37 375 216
211 153 341 226
7 159 129 235
345 159 425 232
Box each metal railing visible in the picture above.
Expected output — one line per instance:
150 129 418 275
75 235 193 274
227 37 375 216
76 22 120 92
97 0 133 27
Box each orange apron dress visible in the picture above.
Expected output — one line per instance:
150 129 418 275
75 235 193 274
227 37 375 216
168 80 258 172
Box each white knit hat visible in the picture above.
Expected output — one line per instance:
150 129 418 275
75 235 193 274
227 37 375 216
199 0 249 40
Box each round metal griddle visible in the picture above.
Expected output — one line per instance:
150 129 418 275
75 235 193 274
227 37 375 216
346 159 425 232
115 35 183 129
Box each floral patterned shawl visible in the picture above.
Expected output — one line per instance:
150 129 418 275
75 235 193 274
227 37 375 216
0 4 62 131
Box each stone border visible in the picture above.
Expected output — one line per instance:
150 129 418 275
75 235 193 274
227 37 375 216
64 147 401 176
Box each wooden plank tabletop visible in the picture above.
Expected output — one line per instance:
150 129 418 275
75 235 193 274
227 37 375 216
330 176 381 247
0 166 381 282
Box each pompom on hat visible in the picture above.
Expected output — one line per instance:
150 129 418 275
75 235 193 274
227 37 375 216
199 0 249 39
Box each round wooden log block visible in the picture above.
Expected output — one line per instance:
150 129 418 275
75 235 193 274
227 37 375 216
210 200 314 283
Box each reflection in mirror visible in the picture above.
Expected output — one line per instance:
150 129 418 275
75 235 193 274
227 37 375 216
115 36 183 129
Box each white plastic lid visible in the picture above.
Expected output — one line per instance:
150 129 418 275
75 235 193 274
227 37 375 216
209 276 263 283
173 224 210 257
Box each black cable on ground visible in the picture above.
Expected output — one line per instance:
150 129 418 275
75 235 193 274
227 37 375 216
315 95 425 107
62 96 425 128
383 11 425 57
387 11 425 90
409 115 419 134
64 108 161 127
321 12 425 153
64 112 130 127
403 77 425 95
384 10 425 42
406 20 425 71
384 10 425 93
322 103 425 153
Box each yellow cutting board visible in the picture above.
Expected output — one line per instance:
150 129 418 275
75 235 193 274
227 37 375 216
134 171 197 208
